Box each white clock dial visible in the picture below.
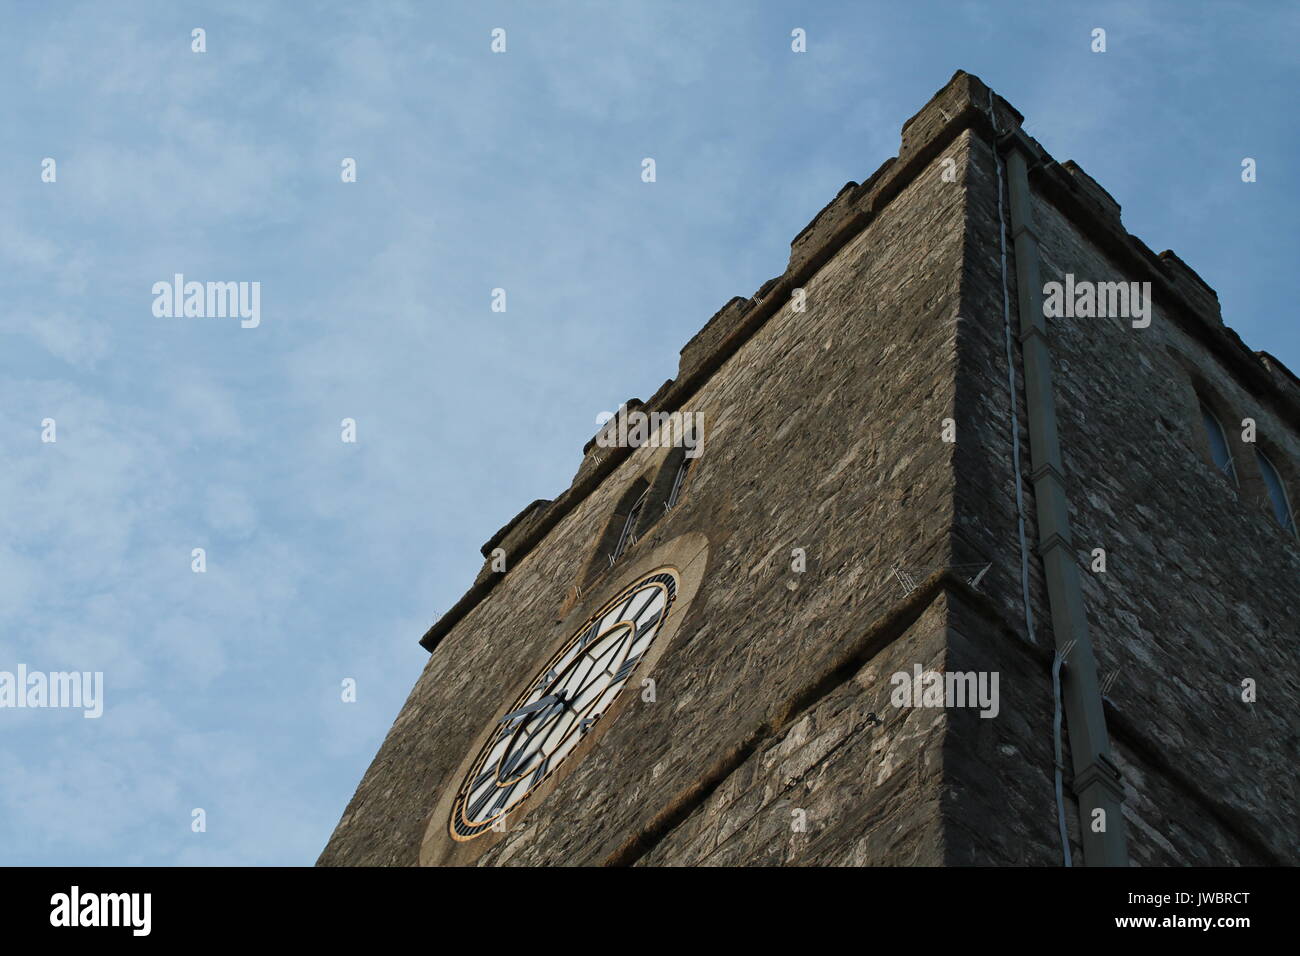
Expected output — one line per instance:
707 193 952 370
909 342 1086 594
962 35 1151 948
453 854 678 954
450 570 678 840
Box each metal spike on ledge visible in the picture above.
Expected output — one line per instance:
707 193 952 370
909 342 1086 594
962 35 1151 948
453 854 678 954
891 565 919 597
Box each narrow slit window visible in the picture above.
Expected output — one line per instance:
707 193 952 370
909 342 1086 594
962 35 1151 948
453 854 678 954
1200 404 1237 486
1257 450 1296 534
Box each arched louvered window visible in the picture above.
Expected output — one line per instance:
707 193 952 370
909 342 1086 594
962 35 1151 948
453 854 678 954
576 446 703 604
666 454 691 510
610 484 650 563
1200 404 1237 486
1257 449 1296 535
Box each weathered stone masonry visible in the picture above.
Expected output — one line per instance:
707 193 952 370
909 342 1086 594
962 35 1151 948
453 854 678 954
318 71 1298 867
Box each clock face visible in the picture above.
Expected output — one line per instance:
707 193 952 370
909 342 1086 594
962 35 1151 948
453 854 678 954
449 569 679 841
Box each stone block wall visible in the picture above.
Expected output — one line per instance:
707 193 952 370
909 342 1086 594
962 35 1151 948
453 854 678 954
951 93 1299 865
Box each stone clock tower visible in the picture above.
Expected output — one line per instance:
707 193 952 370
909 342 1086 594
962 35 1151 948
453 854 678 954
318 72 1300 867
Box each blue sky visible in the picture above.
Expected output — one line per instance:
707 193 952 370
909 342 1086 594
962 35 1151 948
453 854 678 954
1 1 1295 865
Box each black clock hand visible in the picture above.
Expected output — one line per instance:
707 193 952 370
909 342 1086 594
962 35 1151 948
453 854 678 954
499 690 586 781
499 693 569 724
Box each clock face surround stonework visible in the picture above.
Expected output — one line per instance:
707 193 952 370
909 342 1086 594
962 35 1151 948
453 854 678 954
419 532 709 866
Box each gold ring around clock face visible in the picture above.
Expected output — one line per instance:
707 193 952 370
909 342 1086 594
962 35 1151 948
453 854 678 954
449 569 679 841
